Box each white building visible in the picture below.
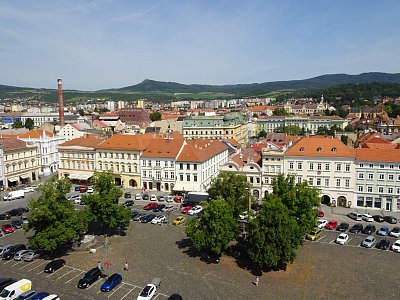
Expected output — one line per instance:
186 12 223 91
58 123 93 141
18 129 66 175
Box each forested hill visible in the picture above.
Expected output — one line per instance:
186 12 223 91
113 72 400 94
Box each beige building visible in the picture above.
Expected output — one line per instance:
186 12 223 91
0 138 40 189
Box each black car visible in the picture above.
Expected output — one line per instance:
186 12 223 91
337 222 349 232
2 244 26 260
376 239 391 250
77 267 102 288
44 259 66 273
124 192 131 198
373 215 385 222
6 208 23 216
384 216 397 224
131 210 140 218
153 204 166 212
363 224 376 235
142 194 149 200
133 212 144 221
123 200 134 207
18 207 29 213
0 213 10 220
200 251 220 264
349 223 363 234
168 294 183 300
158 195 165 202
11 220 22 229
0 278 16 293
141 214 156 223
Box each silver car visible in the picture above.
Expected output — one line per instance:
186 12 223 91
361 236 376 248
22 249 41 262
14 249 32 261
0 245 13 256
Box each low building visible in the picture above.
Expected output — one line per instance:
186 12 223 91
58 123 94 141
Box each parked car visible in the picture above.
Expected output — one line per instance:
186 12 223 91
142 194 149 200
1 224 15 234
87 187 94 193
168 294 183 300
384 216 397 224
0 245 13 257
389 227 400 238
30 292 50 300
306 229 322 241
377 226 390 236
325 220 338 230
348 212 362 221
100 273 122 292
13 249 32 261
151 215 166 225
150 194 157 201
363 224 376 235
42 294 60 300
141 214 156 224
349 223 363 234
362 213 374 222
21 216 29 224
153 204 166 212
79 186 88 193
335 233 349 245
133 213 145 221
162 205 175 213
144 203 158 210
0 231 4 238
0 278 16 294
337 222 349 232
317 210 324 217
11 220 22 229
124 192 131 199
137 284 157 300
6 208 23 216
22 186 35 193
123 200 134 208
19 207 29 213
22 249 42 262
68 194 81 202
376 239 391 250
131 211 140 218
166 195 173 202
391 240 400 252
135 193 142 200
16 289 37 299
188 205 203 216
44 259 66 273
181 206 192 214
157 195 165 202
77 267 102 288
74 186 81 191
373 215 385 223
0 213 11 220
172 216 186 226
174 196 183 203
361 236 376 248
317 219 328 229
2 244 26 260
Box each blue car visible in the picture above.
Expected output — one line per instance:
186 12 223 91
29 292 49 300
377 226 390 236
100 273 122 292
74 186 81 191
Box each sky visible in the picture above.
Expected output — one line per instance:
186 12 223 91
1 0 399 90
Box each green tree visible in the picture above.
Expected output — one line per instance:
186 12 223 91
149 111 162 121
24 118 34 130
341 135 348 145
270 174 320 234
247 196 302 269
24 178 88 253
186 199 238 254
274 125 304 136
207 172 252 218
257 129 267 139
273 108 290 116
83 171 130 232
12 120 24 129
77 109 85 116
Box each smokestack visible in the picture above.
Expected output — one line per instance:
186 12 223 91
57 78 65 127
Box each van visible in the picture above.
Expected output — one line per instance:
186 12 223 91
348 212 362 221
0 279 16 294
0 279 31 300
306 228 322 241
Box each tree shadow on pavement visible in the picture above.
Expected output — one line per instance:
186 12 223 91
175 238 198 258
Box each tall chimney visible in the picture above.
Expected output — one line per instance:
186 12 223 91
57 78 65 127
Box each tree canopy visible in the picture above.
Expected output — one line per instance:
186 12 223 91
83 171 130 232
12 120 23 129
24 178 88 253
274 125 304 136
186 198 238 254
272 108 290 116
149 111 162 121
24 118 34 130
207 172 253 218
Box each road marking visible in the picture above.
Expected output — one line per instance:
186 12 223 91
11 260 23 267
19 260 38 269
65 271 83 284
56 269 75 280
3 259 16 265
86 278 102 290
106 282 124 298
120 287 138 300
28 261 47 272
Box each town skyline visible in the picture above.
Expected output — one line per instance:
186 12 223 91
1 1 400 90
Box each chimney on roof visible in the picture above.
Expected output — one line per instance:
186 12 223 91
57 78 65 127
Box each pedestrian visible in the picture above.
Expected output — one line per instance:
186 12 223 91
97 261 102 271
124 261 129 271
255 276 259 287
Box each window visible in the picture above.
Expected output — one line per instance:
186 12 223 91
289 162 294 170
187 164 190 170
357 173 364 179
179 174 183 181
143 171 147 177
317 163 322 171
297 162 303 170
250 177 254 184
179 163 183 170
256 177 260 184
300 147 304 152
336 178 341 187
297 177 302 183
388 187 394 194
336 164 341 171
308 178 313 186
156 160 160 167
325 178 329 186
194 164 197 170
378 174 384 180
194 175 198 182
331 147 337 152
345 164 350 172
378 186 384 193
367 186 373 193
316 178 321 186
368 173 373 180
164 172 168 179
187 174 190 181
374 198 381 208
325 163 330 171
398 174 400 181
397 187 400 194
317 147 322 152
369 164 373 168
388 174 394 180
380 164 384 168
358 186 363 192
156 171 161 180
345 179 350 188
390 164 394 169
359 163 364 168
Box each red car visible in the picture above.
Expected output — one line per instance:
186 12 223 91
1 224 15 234
181 206 192 214
325 220 338 230
174 196 183 203
144 202 158 210
318 210 325 217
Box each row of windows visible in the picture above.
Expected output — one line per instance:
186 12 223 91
143 170 175 180
5 151 35 160
98 152 138 159
288 161 351 172
358 185 400 194
358 163 400 169
307 177 351 188
184 130 235 135
5 161 37 173
357 173 400 181
60 152 94 159
142 160 175 168
179 174 198 182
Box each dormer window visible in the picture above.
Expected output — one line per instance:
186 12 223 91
331 147 337 152
317 147 322 152
300 147 304 152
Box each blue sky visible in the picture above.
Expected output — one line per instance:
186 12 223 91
1 0 399 90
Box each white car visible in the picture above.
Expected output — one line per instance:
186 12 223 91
166 195 173 202
151 215 166 225
162 205 174 212
362 213 374 222
21 216 29 224
391 240 400 253
150 194 157 201
137 284 156 300
22 186 35 193
335 233 349 245
87 186 94 193
239 211 248 220
135 193 142 200
188 205 203 215
317 219 328 229
74 197 83 205
390 227 400 238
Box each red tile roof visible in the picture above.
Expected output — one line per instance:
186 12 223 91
96 133 154 151
0 138 28 152
18 129 54 138
141 132 185 158
355 144 400 162
58 136 105 148
177 140 228 163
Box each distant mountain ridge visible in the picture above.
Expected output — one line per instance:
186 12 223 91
113 72 400 94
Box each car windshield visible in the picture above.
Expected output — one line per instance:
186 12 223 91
140 286 151 296
0 289 10 297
